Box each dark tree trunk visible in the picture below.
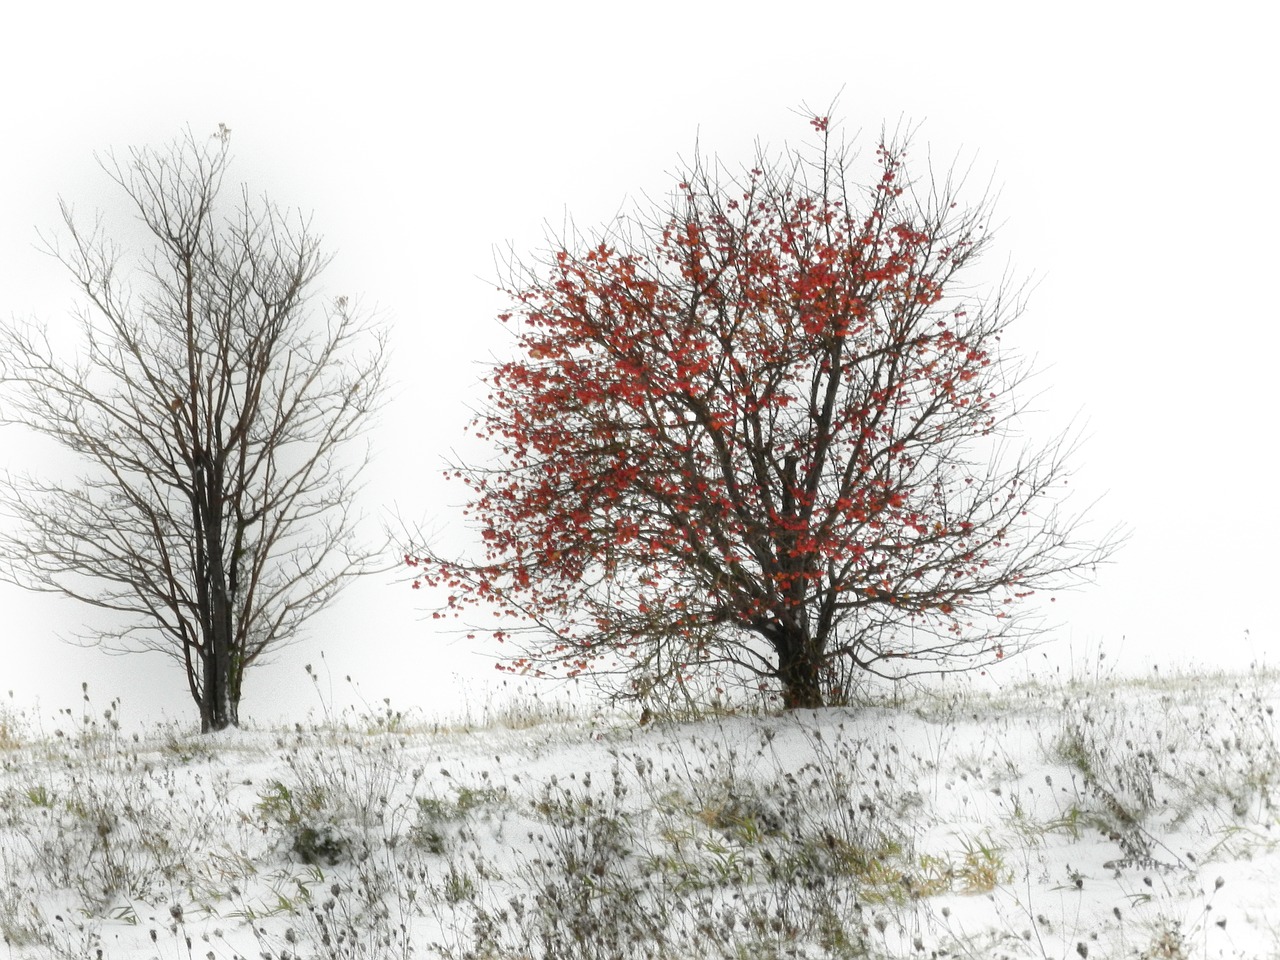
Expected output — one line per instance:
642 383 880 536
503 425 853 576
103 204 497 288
193 451 242 733
773 627 826 710
203 539 239 731
199 642 238 733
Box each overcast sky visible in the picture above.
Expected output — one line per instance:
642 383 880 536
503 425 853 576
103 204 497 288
1 1 1275 729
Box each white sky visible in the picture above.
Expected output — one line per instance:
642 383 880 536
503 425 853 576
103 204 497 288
1 1 1275 728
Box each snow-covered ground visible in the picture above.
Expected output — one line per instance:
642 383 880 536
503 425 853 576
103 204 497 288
2 660 1279 959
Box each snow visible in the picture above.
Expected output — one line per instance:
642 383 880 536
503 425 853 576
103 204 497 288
3 661 1279 958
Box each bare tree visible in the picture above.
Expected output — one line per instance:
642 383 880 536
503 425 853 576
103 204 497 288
0 128 388 731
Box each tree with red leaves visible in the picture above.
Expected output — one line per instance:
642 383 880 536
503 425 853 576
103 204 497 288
410 116 1119 710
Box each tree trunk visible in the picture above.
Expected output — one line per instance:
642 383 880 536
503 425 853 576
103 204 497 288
203 561 240 731
774 628 826 710
199 670 234 732
196 569 242 731
193 452 241 733
199 640 238 732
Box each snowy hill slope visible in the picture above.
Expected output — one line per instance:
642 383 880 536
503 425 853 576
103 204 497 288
2 662 1279 959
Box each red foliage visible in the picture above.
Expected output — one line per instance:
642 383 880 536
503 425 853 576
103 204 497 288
410 117 1116 708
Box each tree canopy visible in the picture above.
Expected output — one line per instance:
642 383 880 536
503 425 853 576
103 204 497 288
411 116 1120 709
